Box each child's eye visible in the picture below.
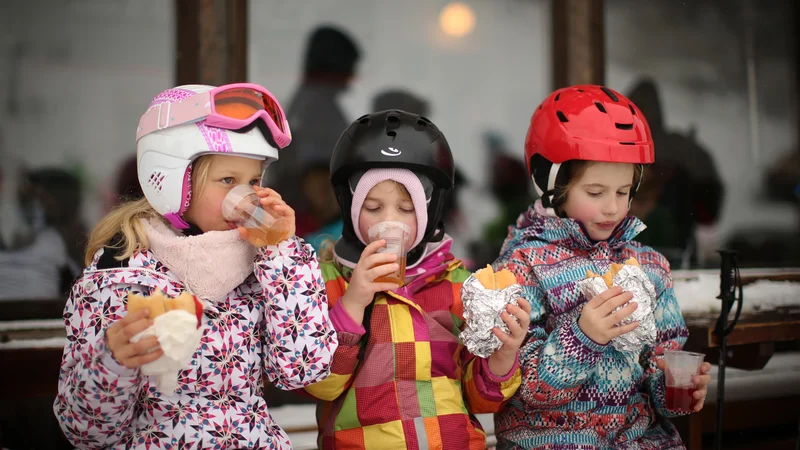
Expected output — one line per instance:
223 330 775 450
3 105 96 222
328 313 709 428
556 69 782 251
400 207 415 213
617 191 630 197
221 177 234 184
364 206 380 212
250 178 261 186
588 192 602 197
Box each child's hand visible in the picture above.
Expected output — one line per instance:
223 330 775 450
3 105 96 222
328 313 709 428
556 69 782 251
238 187 296 246
657 356 713 412
487 298 532 376
339 239 401 325
578 286 639 345
106 309 162 369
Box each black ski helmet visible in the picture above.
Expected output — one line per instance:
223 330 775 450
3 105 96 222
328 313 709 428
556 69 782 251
330 110 454 258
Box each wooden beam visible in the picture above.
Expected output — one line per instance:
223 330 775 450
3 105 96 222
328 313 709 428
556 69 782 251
551 0 605 89
175 0 248 86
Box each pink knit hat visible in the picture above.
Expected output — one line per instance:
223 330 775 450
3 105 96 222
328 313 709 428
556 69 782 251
350 168 429 248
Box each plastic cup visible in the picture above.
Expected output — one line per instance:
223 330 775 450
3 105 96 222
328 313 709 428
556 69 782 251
367 221 411 286
221 185 291 247
664 350 705 411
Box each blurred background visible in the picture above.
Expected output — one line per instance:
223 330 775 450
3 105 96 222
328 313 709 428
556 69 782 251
0 1 798 449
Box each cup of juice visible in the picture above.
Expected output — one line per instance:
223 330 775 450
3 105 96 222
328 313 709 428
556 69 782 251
664 350 705 411
221 185 291 247
367 221 411 286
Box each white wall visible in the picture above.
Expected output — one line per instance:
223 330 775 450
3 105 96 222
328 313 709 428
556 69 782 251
0 0 174 224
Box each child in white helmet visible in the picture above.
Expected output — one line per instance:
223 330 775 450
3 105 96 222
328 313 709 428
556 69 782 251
53 84 337 449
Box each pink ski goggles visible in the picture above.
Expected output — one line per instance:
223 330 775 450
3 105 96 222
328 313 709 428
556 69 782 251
136 83 292 148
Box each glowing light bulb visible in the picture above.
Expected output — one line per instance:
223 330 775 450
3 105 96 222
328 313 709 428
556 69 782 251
439 2 476 38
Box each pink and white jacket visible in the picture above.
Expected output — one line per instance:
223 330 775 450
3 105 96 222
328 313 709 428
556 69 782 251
54 236 336 449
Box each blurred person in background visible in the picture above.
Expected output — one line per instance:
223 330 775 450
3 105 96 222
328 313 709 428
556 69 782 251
469 131 531 268
0 167 83 300
267 24 361 239
627 78 724 268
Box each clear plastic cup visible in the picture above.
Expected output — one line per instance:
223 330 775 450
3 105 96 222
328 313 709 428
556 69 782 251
664 350 705 411
367 221 411 286
221 185 291 247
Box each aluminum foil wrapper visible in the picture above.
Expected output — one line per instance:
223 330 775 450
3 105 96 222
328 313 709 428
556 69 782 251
459 275 524 358
577 264 657 353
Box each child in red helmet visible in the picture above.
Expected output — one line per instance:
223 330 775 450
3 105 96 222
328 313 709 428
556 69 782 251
493 85 712 449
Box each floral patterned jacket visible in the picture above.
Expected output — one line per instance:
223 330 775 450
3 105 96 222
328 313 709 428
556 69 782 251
54 237 337 449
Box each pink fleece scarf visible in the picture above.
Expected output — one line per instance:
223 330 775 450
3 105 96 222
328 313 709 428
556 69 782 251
143 218 256 302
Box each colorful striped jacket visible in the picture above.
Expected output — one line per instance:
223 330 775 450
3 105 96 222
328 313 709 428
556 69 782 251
494 201 691 450
305 239 522 449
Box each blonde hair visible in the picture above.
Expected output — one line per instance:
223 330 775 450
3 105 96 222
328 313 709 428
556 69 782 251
392 181 412 202
84 155 215 265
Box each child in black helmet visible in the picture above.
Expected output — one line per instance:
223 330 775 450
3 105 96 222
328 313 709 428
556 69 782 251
303 110 531 449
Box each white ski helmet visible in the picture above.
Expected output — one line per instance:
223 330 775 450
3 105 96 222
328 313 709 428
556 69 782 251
136 85 283 229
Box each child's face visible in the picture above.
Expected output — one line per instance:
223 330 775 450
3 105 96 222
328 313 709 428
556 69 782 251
183 155 263 233
562 162 634 241
358 180 417 246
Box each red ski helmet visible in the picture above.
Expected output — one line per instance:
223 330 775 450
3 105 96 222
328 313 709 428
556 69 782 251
525 85 654 207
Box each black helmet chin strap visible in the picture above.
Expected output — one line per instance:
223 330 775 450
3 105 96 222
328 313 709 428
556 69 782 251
533 160 562 211
428 220 446 243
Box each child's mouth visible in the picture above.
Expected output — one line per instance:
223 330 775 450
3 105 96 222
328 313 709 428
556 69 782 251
596 221 617 230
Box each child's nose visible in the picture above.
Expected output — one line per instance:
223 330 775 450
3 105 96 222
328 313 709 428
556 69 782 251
603 197 620 215
380 211 397 222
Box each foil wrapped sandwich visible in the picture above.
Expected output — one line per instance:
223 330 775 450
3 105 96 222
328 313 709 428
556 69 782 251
577 258 657 353
460 265 523 358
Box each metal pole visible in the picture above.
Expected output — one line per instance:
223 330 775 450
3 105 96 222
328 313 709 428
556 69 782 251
714 250 743 450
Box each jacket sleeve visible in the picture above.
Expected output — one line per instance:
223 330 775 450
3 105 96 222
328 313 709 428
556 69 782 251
53 277 149 449
448 266 522 414
494 250 607 410
253 236 338 390
302 261 364 401
640 266 691 417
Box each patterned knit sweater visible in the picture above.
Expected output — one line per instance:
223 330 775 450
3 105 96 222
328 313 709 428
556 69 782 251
493 201 691 450
54 237 336 449
305 239 522 449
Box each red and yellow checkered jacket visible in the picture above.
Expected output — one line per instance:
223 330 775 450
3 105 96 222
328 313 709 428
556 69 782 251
305 244 521 449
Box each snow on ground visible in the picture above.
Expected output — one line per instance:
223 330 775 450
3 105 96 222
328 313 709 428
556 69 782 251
674 273 800 314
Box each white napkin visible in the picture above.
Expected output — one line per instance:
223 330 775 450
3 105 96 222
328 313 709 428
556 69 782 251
130 310 204 393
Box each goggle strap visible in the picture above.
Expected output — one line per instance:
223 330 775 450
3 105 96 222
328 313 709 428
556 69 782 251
136 92 213 141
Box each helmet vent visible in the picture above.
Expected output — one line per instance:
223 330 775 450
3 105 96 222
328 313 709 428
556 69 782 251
628 103 636 115
555 93 561 101
387 130 397 137
148 170 166 194
358 115 370 125
416 119 428 127
620 141 635 145
601 86 619 102
594 102 607 114
615 123 633 130
577 89 585 92
556 111 569 123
